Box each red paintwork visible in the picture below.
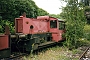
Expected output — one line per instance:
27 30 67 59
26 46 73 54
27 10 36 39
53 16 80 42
51 30 64 42
15 15 65 42
0 35 9 50
37 16 50 20
15 16 48 34
16 19 23 33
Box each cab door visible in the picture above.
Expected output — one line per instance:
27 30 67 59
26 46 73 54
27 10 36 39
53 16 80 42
49 20 59 42
16 19 23 33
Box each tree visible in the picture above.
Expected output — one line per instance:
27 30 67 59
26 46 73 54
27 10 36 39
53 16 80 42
0 0 49 33
60 0 86 49
0 20 14 34
0 0 49 21
49 14 61 19
37 8 49 16
80 0 90 6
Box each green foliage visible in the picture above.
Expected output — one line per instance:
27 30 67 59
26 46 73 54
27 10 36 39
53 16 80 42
61 0 86 49
85 6 90 11
37 8 49 16
0 20 15 34
49 14 61 19
60 12 66 19
84 25 90 40
0 0 48 21
0 0 49 33
0 0 37 21
80 0 90 6
84 6 90 24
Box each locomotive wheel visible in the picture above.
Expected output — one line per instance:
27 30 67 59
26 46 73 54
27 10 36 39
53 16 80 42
33 43 38 50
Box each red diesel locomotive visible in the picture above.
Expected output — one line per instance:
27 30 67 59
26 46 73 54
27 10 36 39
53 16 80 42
0 14 65 59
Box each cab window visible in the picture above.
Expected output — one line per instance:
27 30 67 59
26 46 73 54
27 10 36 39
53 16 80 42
59 22 65 30
50 20 57 28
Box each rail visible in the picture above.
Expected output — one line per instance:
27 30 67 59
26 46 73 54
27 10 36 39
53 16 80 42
79 47 90 60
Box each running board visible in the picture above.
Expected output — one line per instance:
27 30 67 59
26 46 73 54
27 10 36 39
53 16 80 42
38 41 56 47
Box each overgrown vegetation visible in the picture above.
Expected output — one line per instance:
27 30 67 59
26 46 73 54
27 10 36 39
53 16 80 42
60 0 86 49
48 14 61 19
0 20 14 34
0 0 49 33
84 25 90 40
23 24 90 60
23 46 79 60
23 40 90 60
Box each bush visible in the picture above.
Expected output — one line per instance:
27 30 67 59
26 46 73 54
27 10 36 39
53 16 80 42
84 25 90 40
0 20 15 34
61 0 86 49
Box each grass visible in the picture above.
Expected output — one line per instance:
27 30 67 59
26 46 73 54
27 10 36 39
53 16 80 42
23 39 90 60
23 47 69 60
23 46 81 60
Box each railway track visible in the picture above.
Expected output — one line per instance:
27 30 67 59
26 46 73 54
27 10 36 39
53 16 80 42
79 47 90 60
0 42 59 60
0 52 29 60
